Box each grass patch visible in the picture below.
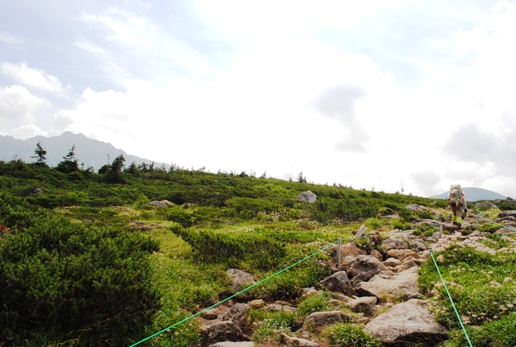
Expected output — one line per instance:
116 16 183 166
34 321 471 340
419 238 516 346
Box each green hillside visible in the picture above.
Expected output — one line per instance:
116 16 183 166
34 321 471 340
1 157 515 346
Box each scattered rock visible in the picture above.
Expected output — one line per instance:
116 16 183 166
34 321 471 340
320 271 355 296
281 333 321 347
382 257 401 267
247 299 265 309
222 303 250 329
347 296 377 316
226 269 255 292
381 239 409 252
148 200 172 207
202 309 219 320
202 321 245 346
301 311 351 334
405 204 430 213
208 342 255 347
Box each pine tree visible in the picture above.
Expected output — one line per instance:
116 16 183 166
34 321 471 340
31 142 47 166
56 145 79 173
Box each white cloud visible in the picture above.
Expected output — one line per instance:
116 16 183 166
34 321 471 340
196 0 406 40
0 62 68 96
10 124 45 140
0 85 52 123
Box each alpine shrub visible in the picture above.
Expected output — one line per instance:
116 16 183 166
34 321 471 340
0 207 160 346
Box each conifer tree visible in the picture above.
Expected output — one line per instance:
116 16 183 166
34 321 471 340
56 145 79 173
31 142 47 166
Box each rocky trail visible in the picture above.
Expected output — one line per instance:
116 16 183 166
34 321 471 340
195 205 516 347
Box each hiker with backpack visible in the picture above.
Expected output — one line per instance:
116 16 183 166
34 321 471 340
447 184 467 229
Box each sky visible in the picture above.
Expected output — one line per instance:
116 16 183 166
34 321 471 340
1 0 516 198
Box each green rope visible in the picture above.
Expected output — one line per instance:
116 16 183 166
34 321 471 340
128 240 338 347
429 251 473 347
476 212 516 232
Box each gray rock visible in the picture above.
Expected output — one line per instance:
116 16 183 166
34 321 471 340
202 308 219 320
320 271 355 296
405 204 430 213
226 269 255 292
208 342 255 347
348 255 389 284
357 267 419 301
222 303 250 329
281 333 321 347
381 238 409 252
364 299 448 345
301 311 351 334
297 191 317 203
247 299 265 309
347 296 377 316
202 321 245 346
383 257 402 267
148 200 171 207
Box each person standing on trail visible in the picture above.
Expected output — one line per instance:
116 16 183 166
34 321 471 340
447 184 467 229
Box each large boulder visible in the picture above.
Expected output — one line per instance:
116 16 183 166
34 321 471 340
356 267 419 300
364 299 448 345
297 191 317 203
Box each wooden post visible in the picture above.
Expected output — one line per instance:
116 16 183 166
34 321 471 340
440 223 443 238
336 238 342 268
355 224 367 238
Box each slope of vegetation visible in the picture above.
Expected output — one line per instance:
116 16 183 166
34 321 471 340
1 157 514 346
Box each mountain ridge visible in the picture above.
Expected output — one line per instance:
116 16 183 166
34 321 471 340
430 186 507 202
0 131 168 171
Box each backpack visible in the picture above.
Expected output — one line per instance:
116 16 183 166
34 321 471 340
448 184 462 206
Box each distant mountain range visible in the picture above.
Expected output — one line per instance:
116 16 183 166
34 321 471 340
0 132 168 171
430 187 508 202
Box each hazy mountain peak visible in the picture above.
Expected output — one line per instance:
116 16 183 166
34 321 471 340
0 132 166 171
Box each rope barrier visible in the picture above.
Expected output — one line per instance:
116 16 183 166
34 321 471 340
429 251 473 347
130 215 510 347
476 212 516 232
128 240 338 347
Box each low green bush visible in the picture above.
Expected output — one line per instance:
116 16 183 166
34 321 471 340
250 310 295 344
172 228 286 270
322 324 382 347
167 206 193 227
296 292 334 319
0 206 160 346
